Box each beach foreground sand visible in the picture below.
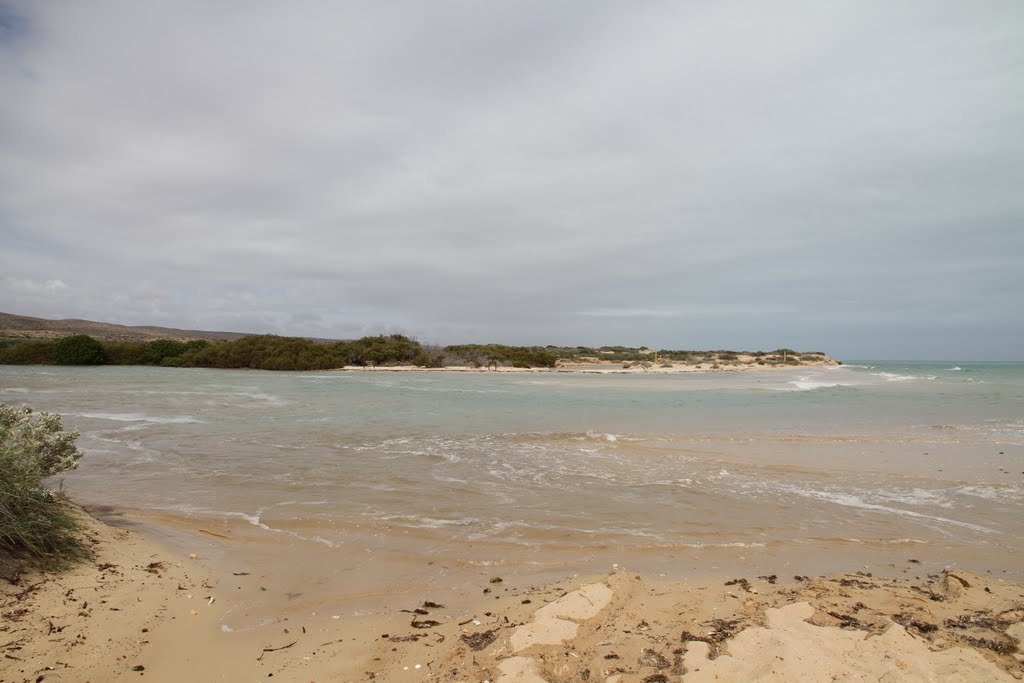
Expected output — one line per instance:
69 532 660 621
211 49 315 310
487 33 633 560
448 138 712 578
2 509 1023 682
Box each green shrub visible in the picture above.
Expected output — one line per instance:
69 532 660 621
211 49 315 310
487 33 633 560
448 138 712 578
54 335 106 365
101 341 150 365
0 340 59 365
443 344 557 368
146 339 188 363
0 403 87 567
411 350 446 368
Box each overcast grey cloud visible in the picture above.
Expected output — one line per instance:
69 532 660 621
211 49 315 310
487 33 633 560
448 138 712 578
1 1 1021 359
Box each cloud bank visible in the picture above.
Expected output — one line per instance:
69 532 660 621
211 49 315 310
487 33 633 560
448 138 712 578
1 1 1022 358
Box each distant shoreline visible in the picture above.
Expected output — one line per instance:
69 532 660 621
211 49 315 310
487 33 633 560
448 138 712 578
0 323 840 372
330 358 841 374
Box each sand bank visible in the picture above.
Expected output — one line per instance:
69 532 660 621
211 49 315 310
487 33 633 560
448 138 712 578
3 509 1022 682
334 358 839 375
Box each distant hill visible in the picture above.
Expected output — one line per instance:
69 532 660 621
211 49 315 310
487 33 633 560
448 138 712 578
0 312 251 343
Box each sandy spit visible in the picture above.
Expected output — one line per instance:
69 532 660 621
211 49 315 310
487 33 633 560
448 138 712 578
2 511 1023 682
333 358 840 375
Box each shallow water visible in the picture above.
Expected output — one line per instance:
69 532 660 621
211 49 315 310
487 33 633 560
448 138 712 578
2 362 1022 624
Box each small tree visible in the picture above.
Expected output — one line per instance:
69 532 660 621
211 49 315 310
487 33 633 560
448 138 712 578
0 403 86 566
54 335 106 365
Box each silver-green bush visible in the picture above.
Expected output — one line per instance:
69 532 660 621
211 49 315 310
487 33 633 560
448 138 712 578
0 403 86 566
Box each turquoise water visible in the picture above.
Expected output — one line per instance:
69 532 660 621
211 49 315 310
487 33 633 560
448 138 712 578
1 361 1022 609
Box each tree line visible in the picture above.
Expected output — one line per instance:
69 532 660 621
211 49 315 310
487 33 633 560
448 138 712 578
0 334 559 370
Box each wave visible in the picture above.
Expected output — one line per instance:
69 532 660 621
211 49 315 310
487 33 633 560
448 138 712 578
869 487 954 509
79 434 161 462
677 541 767 549
781 486 996 534
153 504 337 547
804 537 929 546
228 391 287 405
399 385 511 394
874 372 937 382
584 430 620 442
954 484 1024 504
69 412 205 424
785 379 856 391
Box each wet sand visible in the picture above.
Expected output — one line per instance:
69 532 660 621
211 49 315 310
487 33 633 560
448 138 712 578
3 507 1023 682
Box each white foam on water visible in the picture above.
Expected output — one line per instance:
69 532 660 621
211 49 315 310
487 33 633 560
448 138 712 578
374 514 484 529
565 525 662 539
678 541 767 549
70 411 205 424
807 537 929 546
232 513 337 548
954 485 1024 503
268 500 331 508
154 504 337 547
875 372 937 382
987 421 1024 444
644 478 695 487
401 384 511 394
870 488 954 509
232 391 287 405
785 378 854 391
128 390 215 396
781 486 997 534
581 430 641 443
950 366 963 371
780 366 864 391
80 433 161 461
848 538 929 545
222 510 269 528
351 436 415 452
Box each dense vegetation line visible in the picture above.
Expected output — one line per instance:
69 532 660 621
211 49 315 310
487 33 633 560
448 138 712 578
0 334 560 370
0 334 827 371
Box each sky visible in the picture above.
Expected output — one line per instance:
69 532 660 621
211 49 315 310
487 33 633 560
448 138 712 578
0 1 1022 360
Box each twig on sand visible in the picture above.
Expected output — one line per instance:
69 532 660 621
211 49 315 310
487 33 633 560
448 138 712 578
197 528 231 539
257 640 297 660
261 641 297 652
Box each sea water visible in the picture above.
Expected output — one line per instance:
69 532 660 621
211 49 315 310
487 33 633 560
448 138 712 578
1 362 1021 621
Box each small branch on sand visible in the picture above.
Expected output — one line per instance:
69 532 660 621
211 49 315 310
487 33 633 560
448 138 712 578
257 640 297 661
197 528 231 539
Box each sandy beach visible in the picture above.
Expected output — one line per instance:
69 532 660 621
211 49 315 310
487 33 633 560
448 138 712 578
330 355 841 375
3 507 1022 682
